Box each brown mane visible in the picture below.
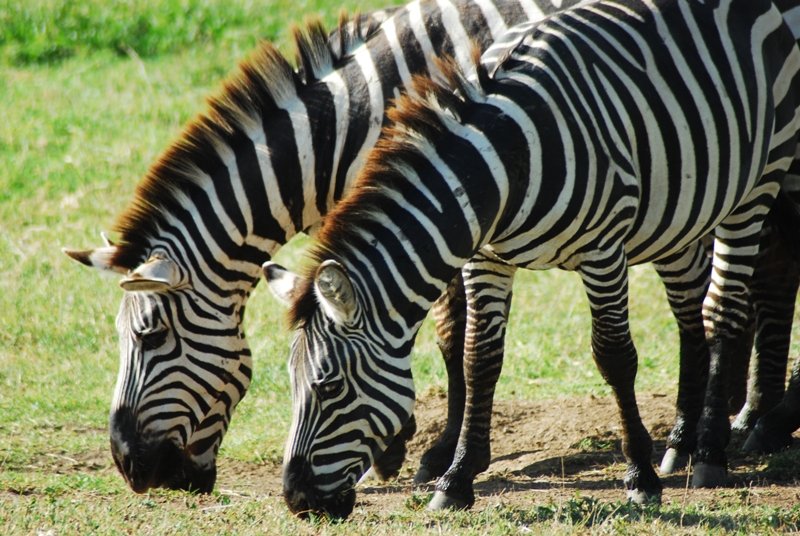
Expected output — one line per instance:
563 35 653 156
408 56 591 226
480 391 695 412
109 13 385 270
288 46 490 328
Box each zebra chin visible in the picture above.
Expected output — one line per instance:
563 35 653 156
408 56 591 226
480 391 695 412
282 456 357 519
109 407 217 494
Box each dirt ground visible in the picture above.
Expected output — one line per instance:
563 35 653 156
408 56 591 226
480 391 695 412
34 392 800 513
213 391 800 512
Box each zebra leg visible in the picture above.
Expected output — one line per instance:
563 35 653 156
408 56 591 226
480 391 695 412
580 249 661 502
692 216 770 488
428 254 516 510
732 226 798 432
651 243 711 475
727 304 754 417
744 356 800 453
414 272 468 484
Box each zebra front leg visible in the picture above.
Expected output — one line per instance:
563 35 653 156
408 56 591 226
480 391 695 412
414 272 468 484
428 255 516 510
581 250 661 502
652 243 711 475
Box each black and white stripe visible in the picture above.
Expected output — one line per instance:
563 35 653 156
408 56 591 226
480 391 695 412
268 0 800 517
63 0 588 493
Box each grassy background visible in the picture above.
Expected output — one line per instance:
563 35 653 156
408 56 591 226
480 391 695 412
2 0 800 533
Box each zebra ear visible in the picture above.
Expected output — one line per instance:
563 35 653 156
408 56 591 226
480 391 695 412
262 262 305 306
315 260 357 325
119 253 181 292
63 246 128 274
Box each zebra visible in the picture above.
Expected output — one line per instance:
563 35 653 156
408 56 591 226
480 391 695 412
264 0 800 516
62 0 593 494
729 200 800 431
741 190 800 453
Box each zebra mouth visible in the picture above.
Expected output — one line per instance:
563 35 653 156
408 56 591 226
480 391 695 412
110 406 218 493
283 456 357 519
110 434 216 493
287 488 357 520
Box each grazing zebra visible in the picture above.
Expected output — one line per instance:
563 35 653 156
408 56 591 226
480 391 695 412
62 0 592 493
265 0 800 516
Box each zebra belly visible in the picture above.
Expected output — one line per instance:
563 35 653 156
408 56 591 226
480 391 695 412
485 168 778 272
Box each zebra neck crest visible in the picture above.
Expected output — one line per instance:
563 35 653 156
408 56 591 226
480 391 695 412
108 13 385 272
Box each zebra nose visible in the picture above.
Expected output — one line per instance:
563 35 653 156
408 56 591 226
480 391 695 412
283 456 316 517
282 456 358 519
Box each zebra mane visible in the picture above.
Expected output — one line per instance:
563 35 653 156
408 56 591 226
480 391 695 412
289 47 491 328
110 14 385 270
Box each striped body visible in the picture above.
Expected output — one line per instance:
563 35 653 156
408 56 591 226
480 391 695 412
274 0 800 516
63 0 588 493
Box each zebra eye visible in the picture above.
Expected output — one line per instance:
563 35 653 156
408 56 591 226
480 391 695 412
140 328 169 350
316 378 344 400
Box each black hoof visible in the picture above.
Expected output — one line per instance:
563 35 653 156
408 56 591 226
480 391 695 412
627 488 661 504
659 448 688 475
691 463 726 488
742 420 792 455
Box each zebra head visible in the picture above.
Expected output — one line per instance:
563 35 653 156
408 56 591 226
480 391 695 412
64 241 253 493
264 261 416 519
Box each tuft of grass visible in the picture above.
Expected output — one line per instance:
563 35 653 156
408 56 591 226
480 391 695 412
404 491 433 512
572 434 615 453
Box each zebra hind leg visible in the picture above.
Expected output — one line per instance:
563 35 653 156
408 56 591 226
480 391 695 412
428 255 516 510
693 209 774 487
413 272 468 485
652 242 711 475
742 190 800 451
580 250 661 502
744 355 800 453
732 220 798 432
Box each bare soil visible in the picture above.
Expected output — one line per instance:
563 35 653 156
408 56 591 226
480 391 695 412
27 393 800 513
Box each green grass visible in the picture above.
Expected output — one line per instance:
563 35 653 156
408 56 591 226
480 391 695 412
0 0 392 65
3 0 800 533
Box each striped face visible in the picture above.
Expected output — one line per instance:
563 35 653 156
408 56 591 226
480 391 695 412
265 261 416 518
109 285 252 493
64 244 253 493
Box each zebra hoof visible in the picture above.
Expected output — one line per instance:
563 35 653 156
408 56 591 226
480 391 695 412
627 488 661 505
659 448 688 475
413 466 435 485
691 463 726 488
742 431 764 453
426 491 469 511
742 422 792 454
